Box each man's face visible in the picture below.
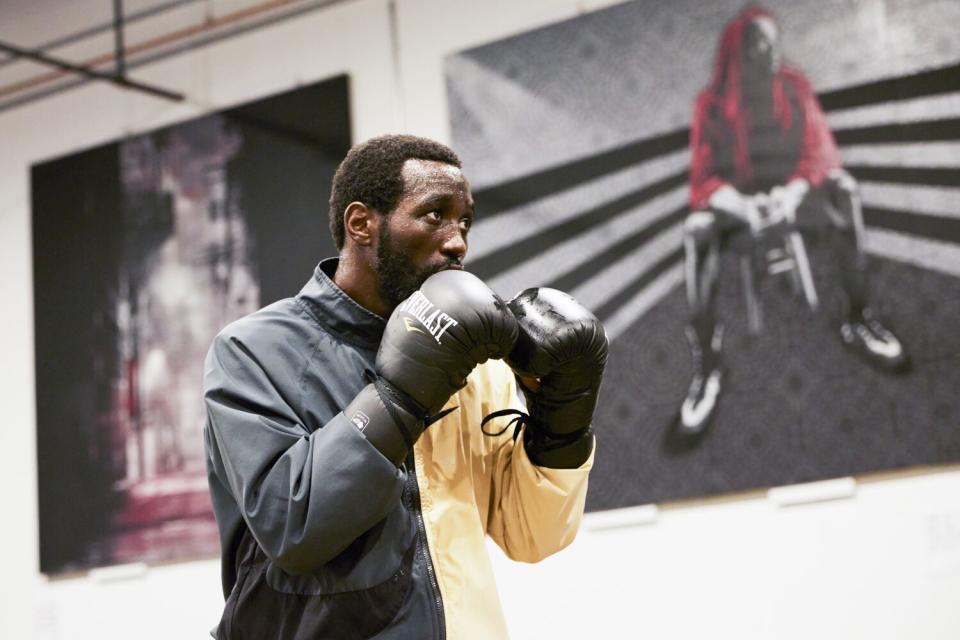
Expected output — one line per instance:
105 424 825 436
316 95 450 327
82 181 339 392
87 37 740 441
374 159 474 310
744 16 781 75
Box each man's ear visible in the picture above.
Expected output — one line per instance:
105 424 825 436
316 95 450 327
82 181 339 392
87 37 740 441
343 201 380 247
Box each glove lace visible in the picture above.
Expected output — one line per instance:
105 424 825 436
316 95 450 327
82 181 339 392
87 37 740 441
481 409 592 456
480 408 530 442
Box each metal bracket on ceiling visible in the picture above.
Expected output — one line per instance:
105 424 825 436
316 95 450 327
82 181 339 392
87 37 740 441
0 0 184 103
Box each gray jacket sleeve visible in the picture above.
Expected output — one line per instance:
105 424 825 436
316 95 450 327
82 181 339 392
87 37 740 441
203 332 405 575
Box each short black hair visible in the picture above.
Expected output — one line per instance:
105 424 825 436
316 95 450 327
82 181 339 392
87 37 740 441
328 134 462 250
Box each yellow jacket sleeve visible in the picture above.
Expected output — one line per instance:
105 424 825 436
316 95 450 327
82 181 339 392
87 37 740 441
412 358 594 637
478 359 594 563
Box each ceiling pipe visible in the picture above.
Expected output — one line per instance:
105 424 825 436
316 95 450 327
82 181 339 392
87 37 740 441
0 0 205 71
0 40 183 101
0 0 312 102
114 0 127 78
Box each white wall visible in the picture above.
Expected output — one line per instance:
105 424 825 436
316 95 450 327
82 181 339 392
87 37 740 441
490 472 960 639
2 1 959 638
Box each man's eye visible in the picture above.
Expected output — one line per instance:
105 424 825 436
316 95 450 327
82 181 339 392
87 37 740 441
425 211 442 222
459 217 472 232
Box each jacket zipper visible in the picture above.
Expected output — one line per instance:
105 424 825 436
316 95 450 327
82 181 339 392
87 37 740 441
406 452 446 640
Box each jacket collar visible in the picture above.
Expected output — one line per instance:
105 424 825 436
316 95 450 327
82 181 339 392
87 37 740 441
296 258 386 349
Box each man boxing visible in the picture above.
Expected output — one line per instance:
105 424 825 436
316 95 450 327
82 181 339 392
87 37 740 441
679 6 908 434
202 134 607 638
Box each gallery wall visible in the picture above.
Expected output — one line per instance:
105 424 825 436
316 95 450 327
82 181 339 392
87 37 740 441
1 0 959 638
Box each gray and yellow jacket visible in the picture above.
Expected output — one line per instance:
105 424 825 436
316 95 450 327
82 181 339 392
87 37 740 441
203 258 592 639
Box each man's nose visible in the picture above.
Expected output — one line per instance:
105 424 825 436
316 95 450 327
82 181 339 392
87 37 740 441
441 227 467 260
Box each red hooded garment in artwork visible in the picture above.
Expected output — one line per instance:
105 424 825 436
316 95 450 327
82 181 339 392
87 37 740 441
688 6 841 210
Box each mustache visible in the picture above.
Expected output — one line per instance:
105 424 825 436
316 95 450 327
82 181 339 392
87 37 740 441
426 258 463 275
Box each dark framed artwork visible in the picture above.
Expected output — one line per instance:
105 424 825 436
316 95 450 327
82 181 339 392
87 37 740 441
446 0 960 510
33 75 350 574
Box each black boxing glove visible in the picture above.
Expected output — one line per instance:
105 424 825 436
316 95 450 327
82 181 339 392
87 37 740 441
345 270 518 465
502 287 608 469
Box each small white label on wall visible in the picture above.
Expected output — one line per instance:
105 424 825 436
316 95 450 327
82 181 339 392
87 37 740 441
585 504 660 531
923 509 960 579
34 598 59 640
767 477 858 507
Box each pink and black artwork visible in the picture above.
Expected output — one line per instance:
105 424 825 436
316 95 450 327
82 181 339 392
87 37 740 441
32 75 350 574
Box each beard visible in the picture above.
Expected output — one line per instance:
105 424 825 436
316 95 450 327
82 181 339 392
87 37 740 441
375 223 458 310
